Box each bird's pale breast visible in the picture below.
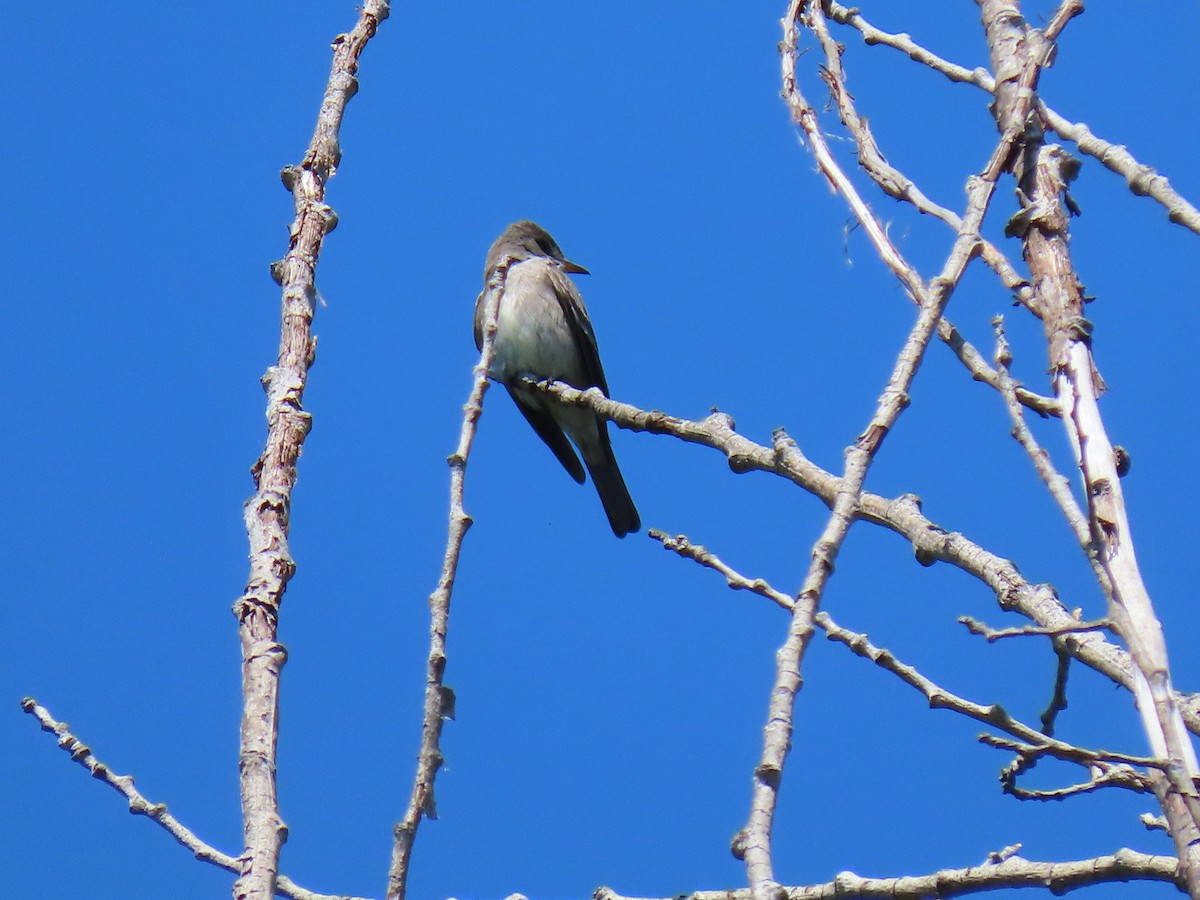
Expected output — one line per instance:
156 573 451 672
492 258 585 384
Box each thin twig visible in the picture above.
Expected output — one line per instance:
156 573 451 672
958 614 1112 643
386 255 513 900
1041 645 1072 737
649 533 1144 791
992 315 1092 545
999 762 1153 801
980 732 1166 772
233 5 389 899
817 608 1154 795
19 699 365 900
648 530 795 612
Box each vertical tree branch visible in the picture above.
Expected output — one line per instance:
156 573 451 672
386 257 513 900
977 0 1200 893
1021 144 1200 892
232 4 389 899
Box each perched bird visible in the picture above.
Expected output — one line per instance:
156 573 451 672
474 220 640 537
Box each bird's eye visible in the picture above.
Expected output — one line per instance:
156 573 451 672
537 239 557 257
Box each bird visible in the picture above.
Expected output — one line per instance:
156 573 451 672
474 220 640 537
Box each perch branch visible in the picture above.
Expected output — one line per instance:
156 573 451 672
386 255 513 900
546 377 1200 740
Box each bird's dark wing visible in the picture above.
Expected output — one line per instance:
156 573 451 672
509 389 586 483
547 265 610 396
472 289 486 351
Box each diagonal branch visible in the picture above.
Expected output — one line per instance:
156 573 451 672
789 5 1058 418
1020 135 1200 891
19 699 365 900
547 377 1200 740
648 537 1156 796
991 316 1091 546
808 4 1040 317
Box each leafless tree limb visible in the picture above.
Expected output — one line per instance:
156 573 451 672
991 315 1092 545
813 612 1147 778
232 5 389 898
595 848 1182 899
649 531 1129 790
822 0 1200 235
1040 645 1072 737
731 5 1080 891
742 8 976 890
779 3 1060 420
19 699 366 900
999 767 1148 802
958 614 1112 643
547 377 1200 740
979 731 1165 773
977 1 1200 882
807 4 1041 318
648 530 795 612
386 256 514 900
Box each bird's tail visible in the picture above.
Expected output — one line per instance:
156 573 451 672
584 443 640 538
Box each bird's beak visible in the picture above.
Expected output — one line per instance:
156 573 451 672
562 259 589 275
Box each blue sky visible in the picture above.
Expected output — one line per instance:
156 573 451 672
5 3 1199 899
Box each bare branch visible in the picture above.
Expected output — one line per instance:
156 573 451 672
781 3 1060 420
980 732 1165 773
545 378 1200 739
1037 106 1200 232
1040 645 1071 737
731 6 1067 890
650 531 1150 799
19 699 365 900
232 5 389 898
997 758 1154 802
387 255 514 900
977 1 1200 882
649 530 795 612
823 1 1200 235
992 316 1091 545
958 614 1112 643
596 848 1182 899
824 2 993 87
816 611 1156 798
808 4 1040 317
